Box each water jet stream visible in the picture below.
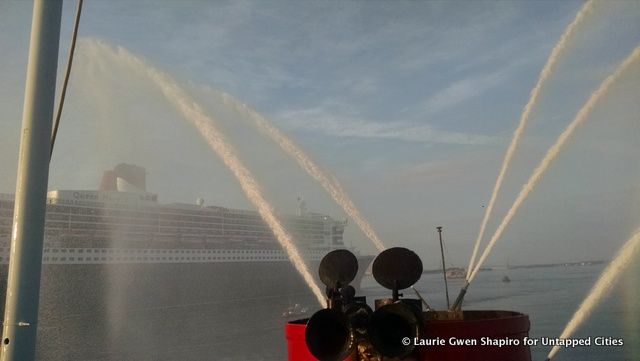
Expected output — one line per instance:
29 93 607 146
90 40 326 305
467 45 640 285
467 0 596 279
546 229 640 360
220 95 386 252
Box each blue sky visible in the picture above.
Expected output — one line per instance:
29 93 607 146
1 0 639 267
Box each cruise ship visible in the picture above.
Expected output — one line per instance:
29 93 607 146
0 164 373 360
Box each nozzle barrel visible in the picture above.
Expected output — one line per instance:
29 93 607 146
305 309 354 361
411 286 433 311
450 283 469 311
369 302 420 358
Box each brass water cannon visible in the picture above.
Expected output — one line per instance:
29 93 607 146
305 247 425 361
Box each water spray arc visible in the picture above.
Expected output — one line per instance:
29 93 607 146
546 230 640 360
221 95 387 252
453 45 640 310
468 46 640 284
91 41 326 305
466 0 595 279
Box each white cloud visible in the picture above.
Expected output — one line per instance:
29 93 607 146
390 151 498 187
276 106 495 145
419 39 547 116
422 70 511 114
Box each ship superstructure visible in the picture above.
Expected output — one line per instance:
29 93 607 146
0 164 372 360
0 164 351 263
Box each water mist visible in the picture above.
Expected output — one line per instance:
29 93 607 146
467 0 596 278
546 229 640 360
220 95 386 252
468 46 640 284
88 40 326 305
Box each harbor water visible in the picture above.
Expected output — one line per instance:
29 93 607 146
0 261 634 360
361 262 639 361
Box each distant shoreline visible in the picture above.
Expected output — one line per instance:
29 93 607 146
421 260 607 274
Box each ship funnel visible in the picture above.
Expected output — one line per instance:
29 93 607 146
99 164 147 192
116 177 140 192
99 170 117 191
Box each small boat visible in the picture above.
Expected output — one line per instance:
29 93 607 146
282 303 309 319
502 275 511 283
445 267 466 279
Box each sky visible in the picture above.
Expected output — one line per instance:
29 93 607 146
1 0 639 269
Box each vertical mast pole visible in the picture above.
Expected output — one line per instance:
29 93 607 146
437 226 450 308
1 1 62 360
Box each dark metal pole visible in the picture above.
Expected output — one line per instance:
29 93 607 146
437 226 450 308
1 1 62 360
51 0 84 158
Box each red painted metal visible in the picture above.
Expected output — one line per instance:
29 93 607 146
285 319 355 361
285 310 531 361
419 311 532 361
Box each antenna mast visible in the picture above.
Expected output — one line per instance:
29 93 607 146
437 226 450 308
